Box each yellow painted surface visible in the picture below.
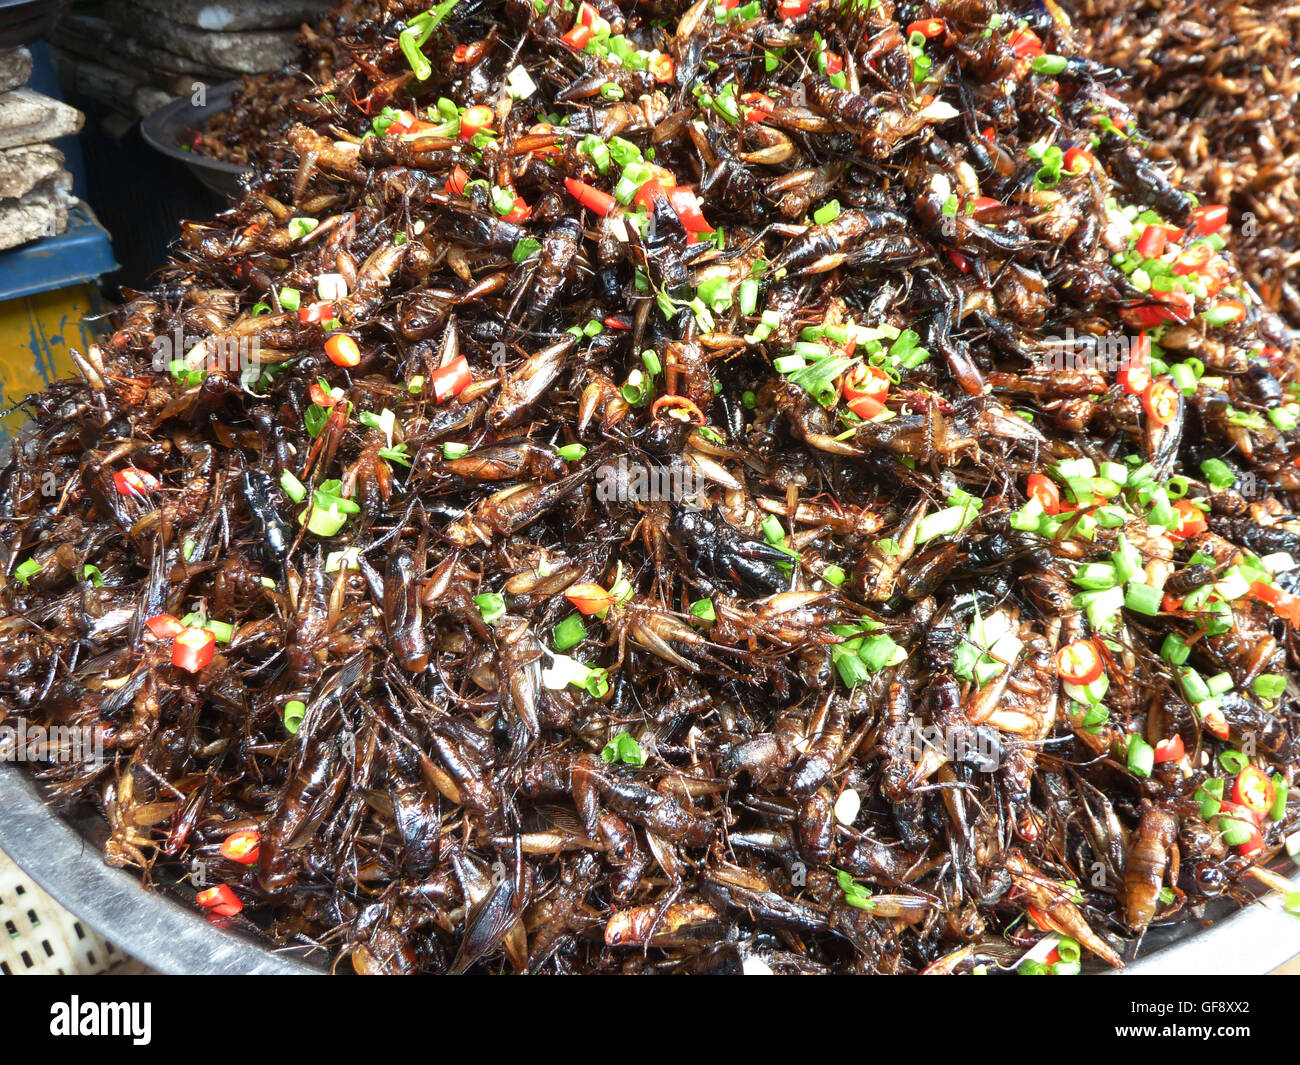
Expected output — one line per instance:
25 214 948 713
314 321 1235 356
0 284 107 443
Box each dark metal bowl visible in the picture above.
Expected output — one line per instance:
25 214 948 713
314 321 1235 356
1 759 1295 974
139 81 253 201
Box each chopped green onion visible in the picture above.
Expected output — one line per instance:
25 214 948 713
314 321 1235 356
1124 581 1162 617
288 217 318 240
822 564 846 586
1219 811 1255 846
1127 735 1155 777
512 237 542 262
1073 562 1119 591
1160 632 1190 666
553 614 587 651
1269 774 1288 822
1205 671 1234 697
1253 673 1286 701
1219 749 1249 774
1197 778 1225 818
474 592 506 624
812 200 841 225
601 732 645 765
280 470 307 503
689 597 717 622
1111 535 1144 584
1178 666 1211 704
283 700 307 734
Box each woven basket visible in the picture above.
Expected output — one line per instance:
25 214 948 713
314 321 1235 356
0 850 148 975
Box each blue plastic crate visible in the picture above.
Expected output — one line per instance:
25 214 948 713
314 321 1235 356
0 203 117 303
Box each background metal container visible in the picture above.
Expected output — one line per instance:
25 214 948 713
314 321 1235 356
139 80 252 201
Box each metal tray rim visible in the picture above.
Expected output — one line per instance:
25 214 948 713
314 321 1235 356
1 760 1296 974
0 763 321 974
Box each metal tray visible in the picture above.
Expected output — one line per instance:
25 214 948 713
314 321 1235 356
0 764 321 974
139 81 253 201
2 760 1296 974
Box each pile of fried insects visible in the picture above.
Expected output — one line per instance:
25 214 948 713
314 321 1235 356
1 0 1297 973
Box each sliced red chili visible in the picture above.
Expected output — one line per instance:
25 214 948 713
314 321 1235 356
459 105 495 142
847 395 885 420
1169 499 1208 541
324 334 361 368
219 829 261 865
1135 224 1169 260
565 582 615 616
299 301 335 324
196 884 242 916
1250 580 1284 606
968 195 1002 222
1153 736 1185 763
666 187 712 234
651 395 707 425
564 177 616 216
907 18 945 38
1207 298 1246 324
1232 766 1275 820
777 0 810 17
445 165 469 195
633 178 669 212
741 92 775 121
1117 333 1152 394
172 627 215 673
1056 640 1103 685
114 467 159 498
841 364 889 403
1172 242 1214 276
1188 204 1229 237
561 24 593 50
1006 27 1044 58
1026 473 1061 515
145 614 185 640
430 355 472 403
308 382 336 407
650 53 675 83
1063 146 1094 174
1200 703 1230 740
1142 379 1179 426
1122 302 1187 330
501 195 531 223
